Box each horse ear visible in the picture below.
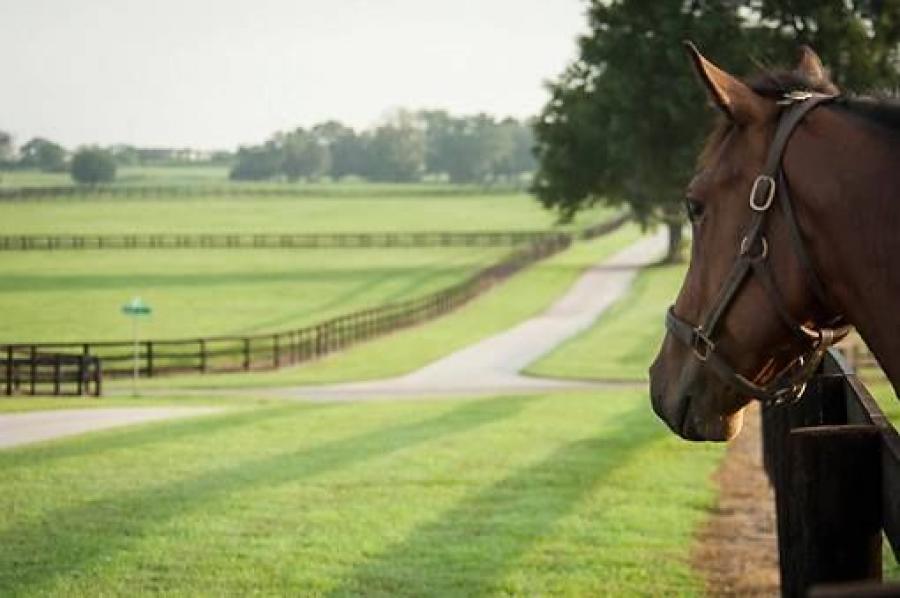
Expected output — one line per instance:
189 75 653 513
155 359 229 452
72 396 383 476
683 41 765 124
795 45 840 94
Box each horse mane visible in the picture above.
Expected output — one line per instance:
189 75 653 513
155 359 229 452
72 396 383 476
698 68 900 169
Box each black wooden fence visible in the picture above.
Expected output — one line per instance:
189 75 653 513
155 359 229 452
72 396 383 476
0 234 571 392
0 213 629 253
2 346 102 397
0 185 520 201
0 231 567 251
762 349 900 596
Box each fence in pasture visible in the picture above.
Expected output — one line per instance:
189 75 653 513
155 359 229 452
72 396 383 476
2 346 102 397
0 184 520 201
0 234 572 394
0 231 570 251
761 349 900 596
0 214 630 253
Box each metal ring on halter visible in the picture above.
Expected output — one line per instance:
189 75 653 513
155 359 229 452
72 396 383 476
692 329 715 362
739 235 768 261
749 175 776 211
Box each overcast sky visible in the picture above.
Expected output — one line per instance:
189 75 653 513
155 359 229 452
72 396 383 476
0 0 586 150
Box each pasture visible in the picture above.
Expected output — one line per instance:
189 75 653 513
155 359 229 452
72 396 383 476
0 391 723 595
115 224 643 390
0 179 730 594
0 191 608 235
0 246 505 342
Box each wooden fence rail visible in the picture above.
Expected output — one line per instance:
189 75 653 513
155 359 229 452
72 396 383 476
761 349 900 596
0 230 573 251
0 184 530 201
0 234 574 394
2 346 102 397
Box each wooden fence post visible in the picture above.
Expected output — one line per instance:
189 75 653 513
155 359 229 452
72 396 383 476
29 346 36 395
53 354 61 395
5 346 12 396
243 338 251 370
94 358 102 397
273 334 280 368
781 425 882 597
76 354 84 395
199 339 207 372
146 341 154 377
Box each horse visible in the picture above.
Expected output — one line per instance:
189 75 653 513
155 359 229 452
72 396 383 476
649 43 900 441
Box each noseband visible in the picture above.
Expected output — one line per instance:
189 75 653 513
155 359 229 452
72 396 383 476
666 92 851 406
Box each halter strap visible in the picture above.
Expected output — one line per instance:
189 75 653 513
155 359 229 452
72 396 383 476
665 92 851 406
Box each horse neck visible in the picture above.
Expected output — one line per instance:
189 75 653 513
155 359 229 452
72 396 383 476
786 106 900 387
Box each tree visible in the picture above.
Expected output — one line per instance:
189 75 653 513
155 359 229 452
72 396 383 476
20 138 67 172
533 1 900 261
280 128 330 181
367 112 425 182
532 1 751 260
0 131 13 164
752 1 900 91
229 142 282 181
71 147 117 184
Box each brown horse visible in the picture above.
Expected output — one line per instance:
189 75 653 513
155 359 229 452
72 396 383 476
650 44 900 441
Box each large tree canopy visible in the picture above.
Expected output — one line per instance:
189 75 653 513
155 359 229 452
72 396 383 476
532 0 900 259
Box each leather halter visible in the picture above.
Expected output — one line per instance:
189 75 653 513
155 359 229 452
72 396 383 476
665 92 851 406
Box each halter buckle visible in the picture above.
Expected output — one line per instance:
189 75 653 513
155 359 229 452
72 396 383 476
749 175 776 211
691 328 715 362
739 235 768 261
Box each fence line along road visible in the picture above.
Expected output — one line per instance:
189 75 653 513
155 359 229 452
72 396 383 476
0 215 627 397
2 234 597 397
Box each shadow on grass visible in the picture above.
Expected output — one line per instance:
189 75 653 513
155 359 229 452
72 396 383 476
0 402 315 472
328 402 664 597
0 395 534 594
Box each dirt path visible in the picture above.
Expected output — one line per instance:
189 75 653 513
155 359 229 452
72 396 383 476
279 232 666 401
0 407 221 449
693 403 780 596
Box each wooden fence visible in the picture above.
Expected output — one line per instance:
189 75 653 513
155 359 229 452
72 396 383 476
0 231 569 251
761 349 900 596
0 234 571 392
2 346 102 397
0 184 520 201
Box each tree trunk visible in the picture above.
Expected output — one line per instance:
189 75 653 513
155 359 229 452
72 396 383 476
664 221 683 263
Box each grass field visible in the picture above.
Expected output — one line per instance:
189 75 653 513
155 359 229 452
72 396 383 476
0 193 609 235
0 246 509 342
0 390 724 596
122 224 644 390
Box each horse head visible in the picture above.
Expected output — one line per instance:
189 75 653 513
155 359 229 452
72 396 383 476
649 44 848 441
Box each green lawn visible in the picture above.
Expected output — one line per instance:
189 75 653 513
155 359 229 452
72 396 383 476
0 246 507 342
123 225 644 390
527 263 684 382
0 193 608 235
0 390 723 596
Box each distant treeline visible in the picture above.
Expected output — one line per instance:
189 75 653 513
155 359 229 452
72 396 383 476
0 134 232 172
231 110 536 184
0 108 536 185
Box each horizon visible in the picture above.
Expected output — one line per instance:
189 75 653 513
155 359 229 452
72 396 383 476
1 0 586 151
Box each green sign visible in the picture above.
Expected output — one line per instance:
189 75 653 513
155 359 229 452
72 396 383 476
122 297 152 317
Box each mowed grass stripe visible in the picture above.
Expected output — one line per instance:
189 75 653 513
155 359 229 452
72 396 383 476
0 391 723 595
125 224 644 390
0 246 506 342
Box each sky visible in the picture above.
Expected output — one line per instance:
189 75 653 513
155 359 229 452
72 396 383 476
0 0 587 150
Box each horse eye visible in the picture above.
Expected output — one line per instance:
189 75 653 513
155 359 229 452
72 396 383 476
685 198 705 222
